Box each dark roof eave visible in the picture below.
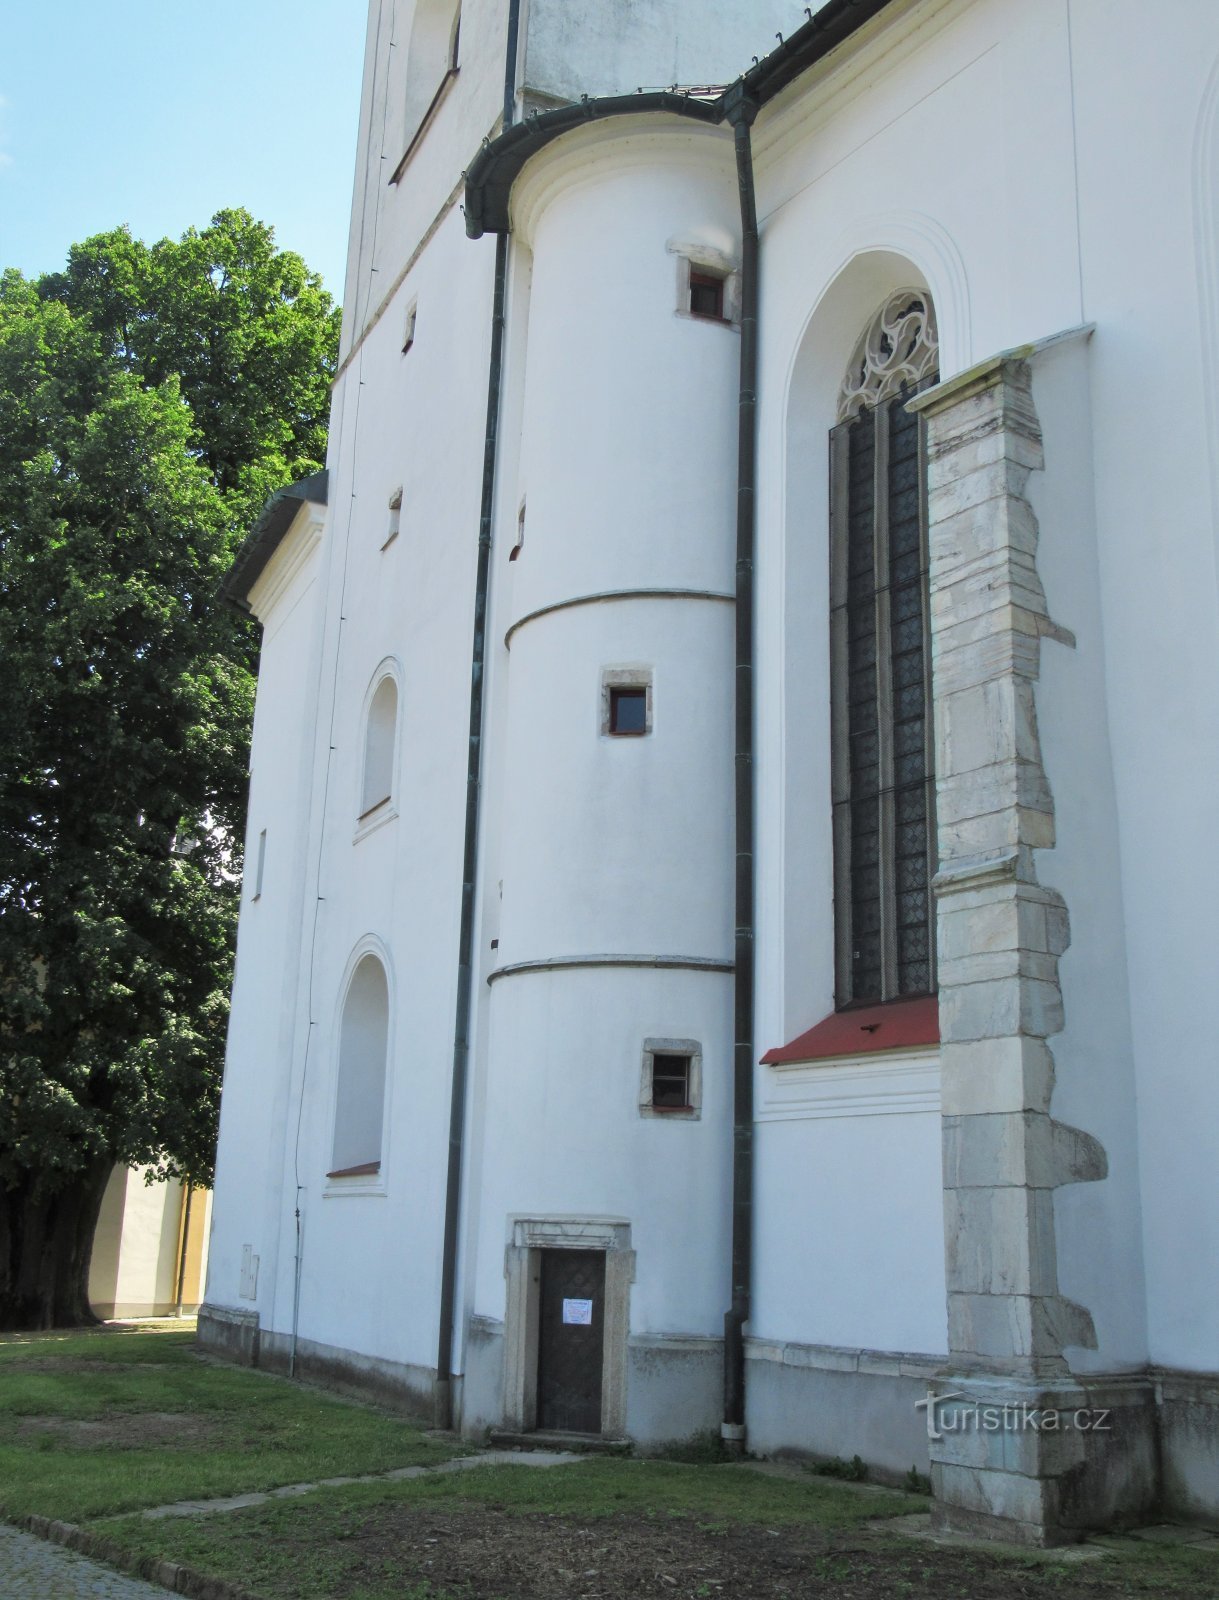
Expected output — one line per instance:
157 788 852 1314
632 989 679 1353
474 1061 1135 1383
464 0 896 240
464 91 719 239
218 469 329 615
741 0 894 102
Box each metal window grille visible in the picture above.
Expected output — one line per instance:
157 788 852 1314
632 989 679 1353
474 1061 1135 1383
829 379 937 1007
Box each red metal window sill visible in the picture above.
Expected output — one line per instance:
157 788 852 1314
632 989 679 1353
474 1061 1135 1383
761 995 939 1067
326 1162 381 1180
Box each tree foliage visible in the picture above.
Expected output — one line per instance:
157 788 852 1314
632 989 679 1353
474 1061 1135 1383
0 211 339 1327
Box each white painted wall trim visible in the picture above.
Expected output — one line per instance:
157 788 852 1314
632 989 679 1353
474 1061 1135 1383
746 1335 946 1376
248 506 326 626
757 1049 940 1123
504 588 733 651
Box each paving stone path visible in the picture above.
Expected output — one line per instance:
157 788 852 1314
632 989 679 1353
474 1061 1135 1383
0 1523 172 1599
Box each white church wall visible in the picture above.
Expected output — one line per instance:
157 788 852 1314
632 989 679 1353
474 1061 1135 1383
494 603 734 963
472 966 734 1336
205 508 324 1338
341 0 507 365
1024 334 1149 1376
508 125 742 614
257 197 499 1383
1067 0 1219 1384
754 1076 947 1354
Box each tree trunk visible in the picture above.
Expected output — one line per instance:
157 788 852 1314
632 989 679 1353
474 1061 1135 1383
0 1160 113 1330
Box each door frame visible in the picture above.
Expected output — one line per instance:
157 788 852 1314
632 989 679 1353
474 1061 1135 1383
502 1217 634 1437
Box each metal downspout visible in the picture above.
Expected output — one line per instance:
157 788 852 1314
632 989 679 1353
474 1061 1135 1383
721 86 759 1452
434 0 522 1432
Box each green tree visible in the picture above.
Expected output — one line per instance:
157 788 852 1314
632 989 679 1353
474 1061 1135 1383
0 212 340 1329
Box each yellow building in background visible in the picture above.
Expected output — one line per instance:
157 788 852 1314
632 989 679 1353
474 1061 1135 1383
89 1167 211 1320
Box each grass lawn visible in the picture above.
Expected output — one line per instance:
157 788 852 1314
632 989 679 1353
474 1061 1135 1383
95 1460 1219 1600
3 1323 1217 1600
0 1323 458 1522
97 1462 923 1599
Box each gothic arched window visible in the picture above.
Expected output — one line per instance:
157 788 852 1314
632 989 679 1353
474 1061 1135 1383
829 291 939 1007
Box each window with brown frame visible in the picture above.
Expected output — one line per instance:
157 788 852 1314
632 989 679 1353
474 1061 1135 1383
608 685 648 735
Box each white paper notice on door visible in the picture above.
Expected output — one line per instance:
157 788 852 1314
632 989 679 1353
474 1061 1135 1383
562 1297 593 1325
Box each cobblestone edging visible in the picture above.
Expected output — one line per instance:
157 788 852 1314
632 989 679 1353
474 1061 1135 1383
17 1516 261 1600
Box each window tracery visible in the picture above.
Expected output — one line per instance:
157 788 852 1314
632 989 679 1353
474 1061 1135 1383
838 290 938 422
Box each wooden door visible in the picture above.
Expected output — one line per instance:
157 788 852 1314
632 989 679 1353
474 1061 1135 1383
536 1249 605 1433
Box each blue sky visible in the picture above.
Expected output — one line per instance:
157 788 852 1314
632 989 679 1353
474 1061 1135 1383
0 0 367 300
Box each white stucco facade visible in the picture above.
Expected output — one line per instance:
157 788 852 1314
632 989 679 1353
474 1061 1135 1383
203 0 1219 1544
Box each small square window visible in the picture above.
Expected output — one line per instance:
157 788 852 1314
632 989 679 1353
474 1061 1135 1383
689 270 725 321
640 1038 701 1119
609 686 648 735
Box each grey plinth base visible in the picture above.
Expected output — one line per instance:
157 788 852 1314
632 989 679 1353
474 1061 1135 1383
927 1372 1158 1545
196 1303 260 1366
489 1429 630 1454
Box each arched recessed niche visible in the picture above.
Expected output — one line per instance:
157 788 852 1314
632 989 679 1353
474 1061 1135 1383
360 673 399 820
330 952 391 1176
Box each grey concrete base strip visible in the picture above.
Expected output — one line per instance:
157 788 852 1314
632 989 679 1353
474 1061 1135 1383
142 1448 582 1519
873 1512 1169 1565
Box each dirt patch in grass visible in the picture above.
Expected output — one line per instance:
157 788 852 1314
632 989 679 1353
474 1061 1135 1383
336 1505 926 1597
105 1491 1219 1600
333 1508 1217 1600
19 1411 222 1450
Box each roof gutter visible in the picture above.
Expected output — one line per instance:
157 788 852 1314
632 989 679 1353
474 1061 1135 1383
460 0 897 1452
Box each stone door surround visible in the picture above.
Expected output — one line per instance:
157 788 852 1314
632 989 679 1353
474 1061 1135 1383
502 1216 634 1438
